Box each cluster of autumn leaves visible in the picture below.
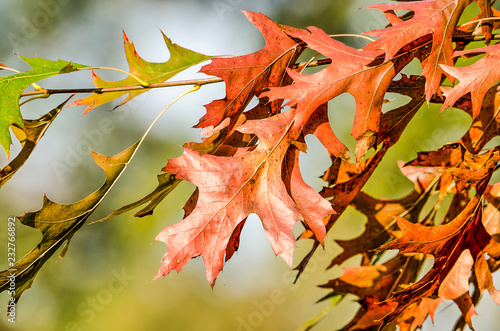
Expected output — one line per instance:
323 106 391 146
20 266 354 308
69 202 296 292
2 0 500 329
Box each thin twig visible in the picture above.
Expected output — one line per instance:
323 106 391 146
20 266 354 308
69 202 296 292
20 77 222 97
329 33 376 42
80 66 150 87
457 17 500 28
17 32 500 99
452 33 500 42
19 59 332 98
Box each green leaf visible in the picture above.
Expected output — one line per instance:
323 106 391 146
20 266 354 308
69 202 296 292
0 56 88 155
0 141 140 307
0 84 201 310
70 31 213 114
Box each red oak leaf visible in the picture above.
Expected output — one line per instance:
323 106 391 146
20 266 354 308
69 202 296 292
398 160 441 194
458 84 500 153
484 183 500 241
396 298 443 331
402 143 466 196
378 194 500 327
456 1 496 45
197 11 302 129
438 247 500 325
261 26 395 161
474 252 500 306
302 103 350 160
405 142 465 168
321 256 419 330
322 256 414 298
441 44 500 118
364 0 473 99
438 249 478 325
155 110 333 285
294 145 388 279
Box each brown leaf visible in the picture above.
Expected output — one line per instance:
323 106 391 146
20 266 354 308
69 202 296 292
379 195 498 327
0 97 71 188
329 190 426 268
458 84 500 153
322 256 419 331
294 145 388 279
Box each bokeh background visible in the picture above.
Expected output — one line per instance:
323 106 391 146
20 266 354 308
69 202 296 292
0 0 499 330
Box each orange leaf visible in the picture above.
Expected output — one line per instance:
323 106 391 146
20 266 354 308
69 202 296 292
155 110 333 285
262 26 395 160
364 0 473 98
197 11 302 129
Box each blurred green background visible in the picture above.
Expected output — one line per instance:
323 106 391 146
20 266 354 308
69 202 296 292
0 1 499 330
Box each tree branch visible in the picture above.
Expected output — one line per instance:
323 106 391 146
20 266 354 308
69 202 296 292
18 33 500 99
20 77 222 98
20 59 334 98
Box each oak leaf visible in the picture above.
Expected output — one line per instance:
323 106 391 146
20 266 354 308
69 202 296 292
302 103 349 160
0 140 143 307
262 26 395 161
456 0 495 44
197 11 302 129
457 84 500 153
441 44 500 118
0 57 87 155
378 195 500 327
329 190 427 269
484 183 500 242
96 173 182 222
70 31 212 114
395 298 443 331
364 0 473 99
321 256 419 330
155 110 333 285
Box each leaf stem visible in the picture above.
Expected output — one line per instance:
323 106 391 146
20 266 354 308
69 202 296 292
87 85 200 225
138 84 200 146
458 17 500 28
81 66 150 87
19 60 330 99
329 33 376 42
0 65 20 74
19 93 51 106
